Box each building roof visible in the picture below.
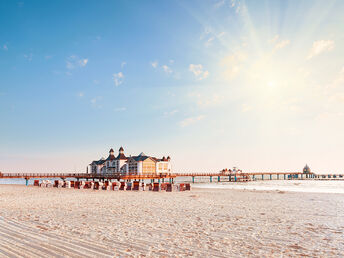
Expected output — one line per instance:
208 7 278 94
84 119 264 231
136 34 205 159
109 148 114 153
119 146 124 152
116 153 127 160
129 155 154 162
106 154 116 161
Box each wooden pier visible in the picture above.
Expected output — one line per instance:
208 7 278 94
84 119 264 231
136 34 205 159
0 171 343 185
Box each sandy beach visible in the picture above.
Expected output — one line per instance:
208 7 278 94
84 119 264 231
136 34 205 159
0 185 343 257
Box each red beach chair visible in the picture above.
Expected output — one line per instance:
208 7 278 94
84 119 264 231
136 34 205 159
179 184 185 191
74 181 80 189
153 183 160 192
133 181 140 191
34 180 40 187
119 182 126 191
166 183 172 192
185 183 191 191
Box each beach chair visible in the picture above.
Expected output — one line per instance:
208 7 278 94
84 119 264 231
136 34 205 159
153 183 160 192
126 182 132 191
179 184 185 191
94 182 99 190
146 183 153 191
34 180 39 187
46 180 53 188
54 180 59 187
185 183 191 191
166 183 172 192
74 181 80 189
160 183 167 191
172 184 179 191
133 181 140 191
65 181 71 188
119 182 126 191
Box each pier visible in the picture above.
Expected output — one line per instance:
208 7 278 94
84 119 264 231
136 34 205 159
0 171 343 185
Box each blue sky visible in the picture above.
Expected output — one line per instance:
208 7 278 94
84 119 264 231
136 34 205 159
1 0 344 173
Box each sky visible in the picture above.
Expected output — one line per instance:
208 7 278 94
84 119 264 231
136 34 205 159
1 0 344 173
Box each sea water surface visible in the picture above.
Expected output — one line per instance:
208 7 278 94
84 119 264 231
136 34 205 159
194 180 344 194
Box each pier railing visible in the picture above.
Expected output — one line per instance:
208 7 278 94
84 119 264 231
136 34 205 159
0 171 343 181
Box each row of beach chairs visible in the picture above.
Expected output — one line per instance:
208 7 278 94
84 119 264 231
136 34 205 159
34 180 190 192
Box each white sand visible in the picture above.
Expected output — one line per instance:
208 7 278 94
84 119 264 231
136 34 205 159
0 185 343 257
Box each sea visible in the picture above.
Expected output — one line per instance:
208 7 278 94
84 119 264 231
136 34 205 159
1 177 344 194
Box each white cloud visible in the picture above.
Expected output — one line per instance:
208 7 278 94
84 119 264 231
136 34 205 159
151 61 158 68
328 67 344 89
242 103 251 112
269 35 290 50
90 96 103 108
231 0 241 13
307 40 334 59
221 51 247 80
179 115 204 127
214 0 225 8
163 109 178 116
215 0 241 12
162 65 172 74
200 26 212 40
79 59 88 67
275 40 290 50
191 92 223 108
121 62 127 68
205 37 214 47
189 64 209 80
269 35 279 44
24 53 33 61
66 55 89 70
114 107 126 112
218 32 226 38
77 92 84 98
113 72 124 86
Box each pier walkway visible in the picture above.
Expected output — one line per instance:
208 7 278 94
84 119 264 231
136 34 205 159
0 171 343 185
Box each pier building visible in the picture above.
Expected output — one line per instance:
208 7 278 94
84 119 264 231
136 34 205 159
303 164 311 174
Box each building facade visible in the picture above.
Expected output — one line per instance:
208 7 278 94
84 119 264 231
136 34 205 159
88 147 172 175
